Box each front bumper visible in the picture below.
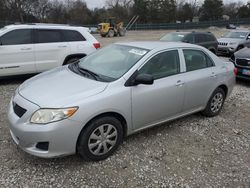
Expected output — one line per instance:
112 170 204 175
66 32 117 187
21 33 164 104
217 46 236 55
8 93 83 158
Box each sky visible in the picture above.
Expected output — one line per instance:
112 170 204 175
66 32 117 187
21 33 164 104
85 0 249 9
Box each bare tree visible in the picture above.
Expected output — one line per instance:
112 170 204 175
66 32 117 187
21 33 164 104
4 0 38 22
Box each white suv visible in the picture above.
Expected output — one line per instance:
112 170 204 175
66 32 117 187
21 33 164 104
0 24 100 77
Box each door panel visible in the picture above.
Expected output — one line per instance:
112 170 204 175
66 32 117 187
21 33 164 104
0 29 35 76
181 68 215 112
131 50 185 130
34 29 70 72
131 75 185 130
181 49 217 112
34 42 69 72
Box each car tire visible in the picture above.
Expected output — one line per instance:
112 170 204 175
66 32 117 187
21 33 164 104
209 48 216 54
201 88 225 117
77 116 123 161
236 45 244 51
118 28 126 36
64 57 80 65
108 30 115 37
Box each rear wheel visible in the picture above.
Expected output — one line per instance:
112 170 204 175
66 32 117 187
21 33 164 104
202 88 225 117
108 29 115 37
77 116 123 161
118 28 126 36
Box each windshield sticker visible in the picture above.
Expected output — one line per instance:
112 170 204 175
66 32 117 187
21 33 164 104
129 49 147 56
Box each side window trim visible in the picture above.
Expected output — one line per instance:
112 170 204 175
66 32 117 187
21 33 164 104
181 48 215 72
137 48 182 80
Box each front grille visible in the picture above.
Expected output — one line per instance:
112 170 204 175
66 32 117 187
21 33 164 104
13 103 27 118
236 58 250 68
219 42 228 46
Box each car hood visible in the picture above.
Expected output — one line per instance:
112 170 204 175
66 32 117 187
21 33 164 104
234 47 250 59
18 66 108 108
218 38 243 44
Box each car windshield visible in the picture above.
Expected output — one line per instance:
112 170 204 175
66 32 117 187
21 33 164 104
160 33 187 42
222 31 248 39
77 44 148 81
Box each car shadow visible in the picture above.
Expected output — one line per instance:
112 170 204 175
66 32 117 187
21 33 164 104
0 74 37 85
236 79 250 87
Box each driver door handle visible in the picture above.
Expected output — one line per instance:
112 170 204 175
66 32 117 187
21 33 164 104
176 80 185 87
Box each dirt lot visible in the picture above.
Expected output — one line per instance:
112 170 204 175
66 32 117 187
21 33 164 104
1 29 250 187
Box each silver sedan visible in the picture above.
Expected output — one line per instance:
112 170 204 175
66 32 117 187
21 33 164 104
8 42 235 161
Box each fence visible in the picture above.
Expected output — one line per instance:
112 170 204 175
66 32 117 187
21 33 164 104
1 18 250 30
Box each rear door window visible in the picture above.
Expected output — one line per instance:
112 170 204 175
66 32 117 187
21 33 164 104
0 29 32 45
183 49 214 72
195 34 206 43
62 30 86 42
36 29 62 43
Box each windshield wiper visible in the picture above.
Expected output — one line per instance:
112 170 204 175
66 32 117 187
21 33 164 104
78 67 100 80
74 63 100 80
69 62 114 82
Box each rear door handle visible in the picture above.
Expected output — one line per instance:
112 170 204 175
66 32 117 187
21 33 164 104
210 72 217 78
21 47 31 50
58 45 67 48
176 80 185 86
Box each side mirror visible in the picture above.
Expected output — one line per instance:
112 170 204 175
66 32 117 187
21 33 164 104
134 74 154 85
247 36 250 40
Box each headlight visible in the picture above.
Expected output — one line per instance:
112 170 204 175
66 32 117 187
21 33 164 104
229 42 237 45
30 107 78 124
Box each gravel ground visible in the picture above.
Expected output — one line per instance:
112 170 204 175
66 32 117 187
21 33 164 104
1 29 250 187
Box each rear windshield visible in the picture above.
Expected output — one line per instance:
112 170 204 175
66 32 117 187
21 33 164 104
160 33 188 42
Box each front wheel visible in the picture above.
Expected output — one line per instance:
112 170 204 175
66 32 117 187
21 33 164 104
202 88 225 117
77 116 123 161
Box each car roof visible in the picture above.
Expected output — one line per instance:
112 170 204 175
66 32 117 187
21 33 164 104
3 24 89 31
229 29 249 33
175 31 213 34
116 41 202 50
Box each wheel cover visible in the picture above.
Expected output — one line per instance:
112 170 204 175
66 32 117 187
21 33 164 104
88 124 118 156
210 93 224 113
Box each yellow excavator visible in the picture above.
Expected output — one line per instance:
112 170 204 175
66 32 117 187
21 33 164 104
98 17 126 37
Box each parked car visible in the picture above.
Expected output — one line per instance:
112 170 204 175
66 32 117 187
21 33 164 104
89 27 98 34
218 30 250 55
0 24 100 77
8 42 235 161
160 31 218 54
226 24 237 30
230 46 250 80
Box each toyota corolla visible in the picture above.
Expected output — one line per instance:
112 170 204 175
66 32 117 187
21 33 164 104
8 42 235 161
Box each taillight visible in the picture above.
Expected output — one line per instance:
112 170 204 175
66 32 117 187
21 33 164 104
93 43 101 49
234 67 238 75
